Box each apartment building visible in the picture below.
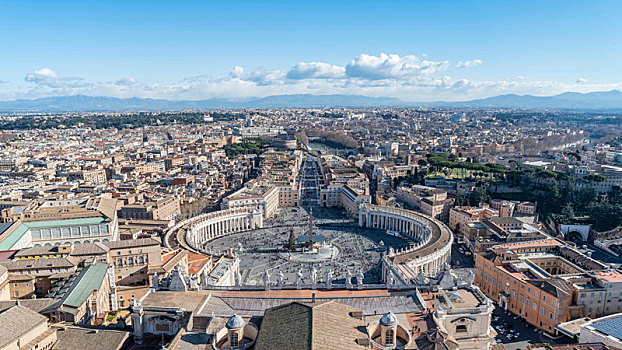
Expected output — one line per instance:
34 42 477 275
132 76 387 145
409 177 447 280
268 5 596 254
221 182 280 219
396 185 454 221
118 195 181 220
474 239 613 334
67 168 107 184
320 184 370 216
491 199 537 217
449 206 498 235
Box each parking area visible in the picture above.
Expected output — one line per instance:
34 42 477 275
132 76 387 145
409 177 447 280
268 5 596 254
450 242 474 268
491 302 566 349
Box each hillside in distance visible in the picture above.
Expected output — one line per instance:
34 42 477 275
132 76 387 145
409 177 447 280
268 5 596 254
431 90 622 109
1 90 622 111
0 94 403 112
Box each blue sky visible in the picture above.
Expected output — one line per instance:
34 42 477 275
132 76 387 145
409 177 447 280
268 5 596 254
1 0 621 101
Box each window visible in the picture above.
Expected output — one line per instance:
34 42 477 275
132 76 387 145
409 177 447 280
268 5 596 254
456 325 468 333
541 307 545 315
550 312 553 319
230 332 239 347
385 329 394 345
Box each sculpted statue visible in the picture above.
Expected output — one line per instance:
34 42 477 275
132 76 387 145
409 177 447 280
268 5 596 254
234 270 241 287
467 269 475 287
296 269 303 289
357 271 364 286
310 268 318 287
346 269 353 288
263 270 271 291
418 270 426 285
387 271 395 286
277 271 285 287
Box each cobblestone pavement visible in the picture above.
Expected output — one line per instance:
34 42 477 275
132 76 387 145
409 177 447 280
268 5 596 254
203 206 416 286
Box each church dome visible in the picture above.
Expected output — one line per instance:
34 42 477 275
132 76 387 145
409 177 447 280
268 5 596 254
380 312 398 327
226 314 245 329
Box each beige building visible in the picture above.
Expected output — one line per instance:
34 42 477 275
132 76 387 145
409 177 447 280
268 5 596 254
396 185 455 221
449 206 498 235
7 274 35 299
67 168 107 184
320 184 370 216
45 263 113 325
107 238 162 286
0 265 9 301
432 287 496 350
0 305 57 350
221 182 280 219
118 195 180 221
0 196 119 250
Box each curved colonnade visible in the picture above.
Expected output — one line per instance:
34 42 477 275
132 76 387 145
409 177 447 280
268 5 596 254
167 208 264 252
167 203 451 288
358 204 453 283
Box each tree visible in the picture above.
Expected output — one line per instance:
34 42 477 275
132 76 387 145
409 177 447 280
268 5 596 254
561 203 575 219
468 187 490 207
288 228 297 251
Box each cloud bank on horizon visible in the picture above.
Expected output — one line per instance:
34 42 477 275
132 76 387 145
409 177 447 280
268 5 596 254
3 53 622 102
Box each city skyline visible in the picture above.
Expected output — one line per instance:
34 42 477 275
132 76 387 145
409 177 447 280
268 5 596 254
1 0 622 102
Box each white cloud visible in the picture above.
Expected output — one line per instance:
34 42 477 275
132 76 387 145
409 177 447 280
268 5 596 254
456 59 483 68
24 68 87 89
115 77 137 86
345 53 449 80
8 54 622 102
246 68 286 85
286 62 345 80
25 68 58 81
229 66 244 79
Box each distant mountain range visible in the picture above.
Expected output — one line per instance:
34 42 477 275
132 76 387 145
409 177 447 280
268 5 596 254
0 94 402 112
433 90 622 109
1 90 622 112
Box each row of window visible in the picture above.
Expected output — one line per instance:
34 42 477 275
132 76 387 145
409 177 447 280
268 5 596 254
115 256 146 266
31 225 109 240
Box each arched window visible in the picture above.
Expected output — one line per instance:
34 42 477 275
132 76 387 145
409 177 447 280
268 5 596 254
128 257 134 265
229 332 239 347
385 329 394 345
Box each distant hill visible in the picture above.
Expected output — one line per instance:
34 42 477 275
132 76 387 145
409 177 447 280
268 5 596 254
1 90 622 111
0 94 403 112
428 90 622 109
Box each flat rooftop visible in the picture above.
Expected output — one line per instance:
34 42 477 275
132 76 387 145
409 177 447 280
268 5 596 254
440 288 484 309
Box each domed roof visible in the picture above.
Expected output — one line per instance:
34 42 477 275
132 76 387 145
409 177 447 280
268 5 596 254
380 312 398 327
226 314 245 329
